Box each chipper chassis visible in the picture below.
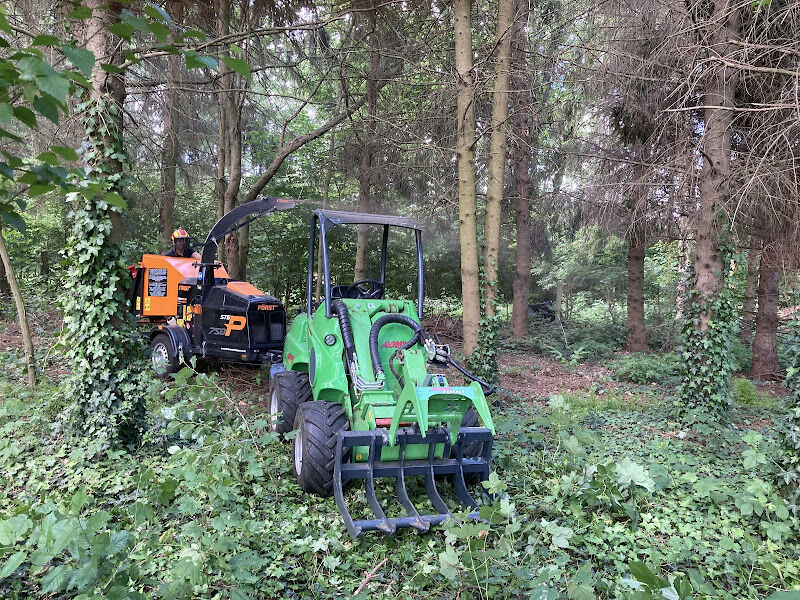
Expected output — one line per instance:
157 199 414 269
271 210 496 538
127 197 295 376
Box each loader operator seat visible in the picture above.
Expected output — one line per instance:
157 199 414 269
347 278 384 299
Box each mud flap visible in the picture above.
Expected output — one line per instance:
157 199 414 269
332 427 493 538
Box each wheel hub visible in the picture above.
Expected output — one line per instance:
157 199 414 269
151 343 169 373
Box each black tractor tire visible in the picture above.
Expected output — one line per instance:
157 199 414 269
150 334 179 378
292 401 349 497
453 408 485 485
269 370 312 435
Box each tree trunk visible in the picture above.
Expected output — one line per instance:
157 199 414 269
510 1 532 339
482 0 514 317
626 234 648 351
0 254 10 302
238 221 249 281
693 0 739 328
0 227 35 387
750 242 780 379
454 0 480 355
741 236 760 343
159 0 182 246
216 0 242 278
85 0 125 243
354 8 379 282
317 128 337 302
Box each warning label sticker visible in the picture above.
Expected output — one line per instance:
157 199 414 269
148 268 167 297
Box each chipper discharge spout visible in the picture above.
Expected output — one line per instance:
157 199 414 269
273 209 498 539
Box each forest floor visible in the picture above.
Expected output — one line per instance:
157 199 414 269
0 313 797 599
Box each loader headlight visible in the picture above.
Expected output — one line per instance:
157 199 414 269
324 334 337 346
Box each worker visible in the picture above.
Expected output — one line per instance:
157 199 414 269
164 229 201 259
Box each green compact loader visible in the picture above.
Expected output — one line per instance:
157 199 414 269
270 210 496 538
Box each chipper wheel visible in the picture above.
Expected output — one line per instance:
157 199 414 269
150 334 179 379
269 371 312 435
292 401 349 496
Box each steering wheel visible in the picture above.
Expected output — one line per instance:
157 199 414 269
347 278 385 299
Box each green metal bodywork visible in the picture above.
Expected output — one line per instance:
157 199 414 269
283 298 495 462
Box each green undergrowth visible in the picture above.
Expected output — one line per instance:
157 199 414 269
0 369 797 599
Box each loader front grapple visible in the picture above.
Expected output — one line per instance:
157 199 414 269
334 427 493 537
274 209 497 538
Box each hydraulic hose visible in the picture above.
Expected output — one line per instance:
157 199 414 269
446 355 496 396
368 314 427 378
367 312 496 396
330 300 356 363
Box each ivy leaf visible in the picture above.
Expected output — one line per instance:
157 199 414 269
0 551 26 579
62 46 95 77
222 56 251 80
0 102 11 123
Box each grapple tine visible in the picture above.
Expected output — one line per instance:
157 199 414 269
451 431 479 509
395 433 430 532
364 436 396 534
423 434 452 516
333 432 361 539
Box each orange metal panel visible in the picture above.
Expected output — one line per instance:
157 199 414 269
226 280 265 296
136 254 230 318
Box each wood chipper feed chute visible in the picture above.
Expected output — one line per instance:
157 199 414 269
274 209 498 539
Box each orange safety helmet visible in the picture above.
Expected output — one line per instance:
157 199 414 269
171 228 190 242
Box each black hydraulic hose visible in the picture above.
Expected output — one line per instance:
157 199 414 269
330 300 356 362
368 314 427 378
366 312 495 396
447 355 496 396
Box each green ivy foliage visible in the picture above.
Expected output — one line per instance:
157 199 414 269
778 319 800 508
59 96 147 448
675 264 737 428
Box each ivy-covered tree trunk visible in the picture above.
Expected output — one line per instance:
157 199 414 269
750 242 780 380
454 0 480 356
61 0 146 447
677 0 739 424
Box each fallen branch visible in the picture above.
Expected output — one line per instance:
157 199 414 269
354 557 388 595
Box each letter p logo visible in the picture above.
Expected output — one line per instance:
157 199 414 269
224 315 247 336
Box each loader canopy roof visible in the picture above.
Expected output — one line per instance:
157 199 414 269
315 209 422 231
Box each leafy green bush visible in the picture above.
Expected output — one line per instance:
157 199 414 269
730 376 774 407
613 352 680 384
